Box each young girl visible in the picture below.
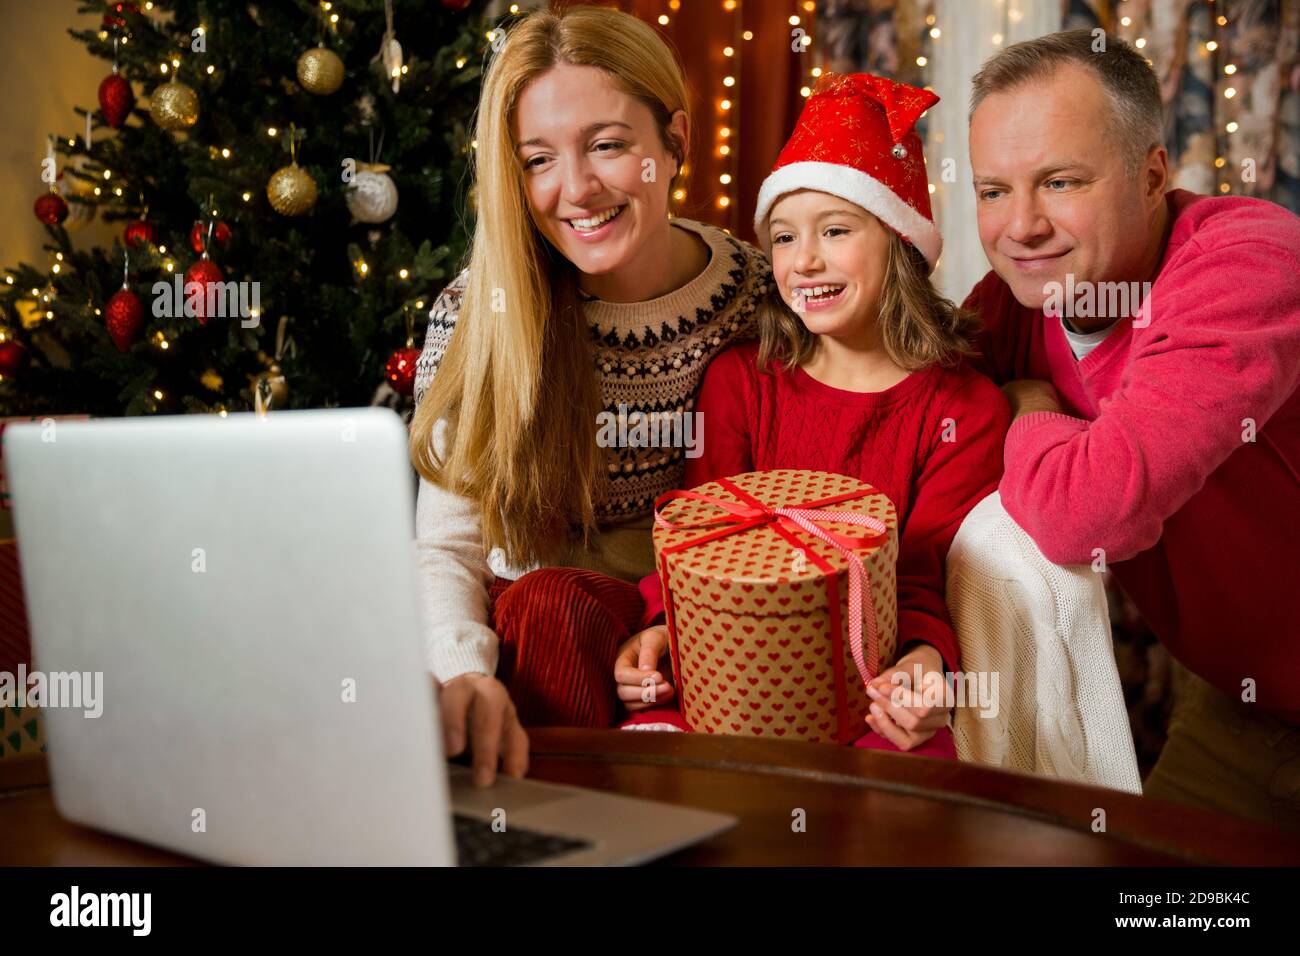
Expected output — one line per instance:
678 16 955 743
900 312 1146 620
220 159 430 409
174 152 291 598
614 73 1011 756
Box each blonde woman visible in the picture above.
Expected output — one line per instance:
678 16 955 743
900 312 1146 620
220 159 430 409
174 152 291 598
409 5 772 785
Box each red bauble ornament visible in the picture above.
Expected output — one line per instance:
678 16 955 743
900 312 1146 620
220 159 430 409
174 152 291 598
123 219 156 248
384 347 421 397
102 2 140 28
98 70 134 128
0 339 26 377
183 257 225 326
105 287 144 352
440 0 472 9
34 192 69 225
189 220 231 254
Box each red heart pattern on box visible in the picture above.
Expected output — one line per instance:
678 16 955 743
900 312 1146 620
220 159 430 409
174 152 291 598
653 469 898 744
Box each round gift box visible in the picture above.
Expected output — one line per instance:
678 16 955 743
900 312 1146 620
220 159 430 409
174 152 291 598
652 469 899 745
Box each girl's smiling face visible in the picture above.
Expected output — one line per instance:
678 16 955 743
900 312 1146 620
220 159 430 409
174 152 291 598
768 190 892 343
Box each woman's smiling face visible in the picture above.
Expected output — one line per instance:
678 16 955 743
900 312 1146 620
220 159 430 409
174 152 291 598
514 62 683 279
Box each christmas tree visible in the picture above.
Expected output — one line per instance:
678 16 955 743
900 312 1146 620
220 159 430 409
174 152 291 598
0 0 498 417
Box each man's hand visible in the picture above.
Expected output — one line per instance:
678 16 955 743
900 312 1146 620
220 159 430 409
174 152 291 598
436 672 528 788
1001 378 1064 421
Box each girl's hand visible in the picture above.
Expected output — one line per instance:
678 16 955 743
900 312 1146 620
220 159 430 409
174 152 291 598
614 624 674 712
864 643 951 751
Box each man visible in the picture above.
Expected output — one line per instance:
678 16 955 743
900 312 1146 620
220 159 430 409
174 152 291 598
964 29 1300 830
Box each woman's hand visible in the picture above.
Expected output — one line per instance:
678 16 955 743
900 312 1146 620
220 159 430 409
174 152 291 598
864 643 951 751
436 672 529 787
614 624 674 712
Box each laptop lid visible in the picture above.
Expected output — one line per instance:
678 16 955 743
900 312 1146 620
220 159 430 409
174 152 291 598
3 408 455 865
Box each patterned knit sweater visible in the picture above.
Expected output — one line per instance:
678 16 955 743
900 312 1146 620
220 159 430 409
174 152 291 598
413 217 773 681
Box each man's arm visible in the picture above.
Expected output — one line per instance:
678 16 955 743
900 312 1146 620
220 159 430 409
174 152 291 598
998 237 1300 565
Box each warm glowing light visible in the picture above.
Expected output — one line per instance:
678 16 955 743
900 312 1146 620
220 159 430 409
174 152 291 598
992 33 1004 45
1224 87 1236 99
398 268 410 279
154 390 163 400
742 30 753 40
1217 15 1228 26
1206 40 1218 52
916 55 928 66
160 63 169 73
723 75 735 87
268 126 278 137
1121 16 1131 26
800 86 811 97
930 27 941 38
928 183 936 194
358 261 369 275
719 144 730 155
658 15 668 25
1135 37 1147 49
720 127 730 137
242 191 252 201
1226 121 1238 133
720 99 731 110
206 65 215 74
1219 183 1230 193
456 57 467 68
788 15 800 25
812 67 822 77
1224 64 1237 74
718 196 730 208
723 46 734 56
673 189 686 200
221 148 230 158
719 173 731 184
52 264 61 274
1214 157 1226 168
724 0 737 10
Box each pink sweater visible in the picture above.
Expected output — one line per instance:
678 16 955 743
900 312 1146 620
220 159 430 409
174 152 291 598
964 189 1300 723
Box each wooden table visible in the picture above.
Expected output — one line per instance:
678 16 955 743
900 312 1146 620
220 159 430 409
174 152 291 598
3 728 1298 865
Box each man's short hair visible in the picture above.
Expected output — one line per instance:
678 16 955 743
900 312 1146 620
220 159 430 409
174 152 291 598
969 29 1164 177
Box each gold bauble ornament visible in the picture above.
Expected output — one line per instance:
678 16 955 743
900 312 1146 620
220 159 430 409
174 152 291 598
148 80 200 130
296 46 345 95
267 163 317 216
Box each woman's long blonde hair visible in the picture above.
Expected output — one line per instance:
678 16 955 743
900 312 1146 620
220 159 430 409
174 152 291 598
409 4 689 569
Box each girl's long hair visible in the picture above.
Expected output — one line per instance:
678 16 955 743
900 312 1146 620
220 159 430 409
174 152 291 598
409 5 689 568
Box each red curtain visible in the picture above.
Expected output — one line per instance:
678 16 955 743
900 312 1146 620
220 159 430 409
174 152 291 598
564 0 810 245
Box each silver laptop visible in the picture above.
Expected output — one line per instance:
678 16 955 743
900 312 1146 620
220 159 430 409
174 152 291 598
3 408 734 865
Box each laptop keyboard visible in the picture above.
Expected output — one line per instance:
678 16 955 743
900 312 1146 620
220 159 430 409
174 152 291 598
452 813 593 866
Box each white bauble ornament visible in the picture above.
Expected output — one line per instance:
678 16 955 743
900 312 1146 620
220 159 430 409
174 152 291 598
345 162 399 224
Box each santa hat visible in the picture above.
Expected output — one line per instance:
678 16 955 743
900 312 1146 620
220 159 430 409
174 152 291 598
753 72 942 272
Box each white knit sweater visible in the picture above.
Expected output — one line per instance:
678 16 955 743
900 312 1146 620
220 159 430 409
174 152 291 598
412 218 773 682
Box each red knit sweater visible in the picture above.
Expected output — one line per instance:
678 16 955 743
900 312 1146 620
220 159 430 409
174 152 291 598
641 340 1011 672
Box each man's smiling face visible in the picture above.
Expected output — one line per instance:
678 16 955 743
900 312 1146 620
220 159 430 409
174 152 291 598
969 63 1160 311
